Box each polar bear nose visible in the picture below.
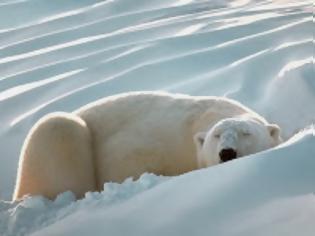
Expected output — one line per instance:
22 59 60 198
219 148 237 163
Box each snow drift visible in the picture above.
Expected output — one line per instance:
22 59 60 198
1 128 314 236
0 0 314 235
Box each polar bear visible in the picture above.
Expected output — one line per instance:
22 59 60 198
13 92 281 200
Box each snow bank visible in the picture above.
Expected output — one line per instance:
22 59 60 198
0 127 312 236
259 58 315 138
0 174 167 236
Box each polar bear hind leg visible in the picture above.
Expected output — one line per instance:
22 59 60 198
13 112 96 200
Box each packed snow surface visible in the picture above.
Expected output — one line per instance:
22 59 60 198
0 0 314 235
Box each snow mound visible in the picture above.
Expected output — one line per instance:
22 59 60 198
260 58 315 138
30 127 315 236
0 129 314 236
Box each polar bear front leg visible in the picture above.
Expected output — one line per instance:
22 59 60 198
13 112 96 201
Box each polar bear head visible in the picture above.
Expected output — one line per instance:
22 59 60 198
194 117 281 167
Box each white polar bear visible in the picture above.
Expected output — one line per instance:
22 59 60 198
13 92 281 200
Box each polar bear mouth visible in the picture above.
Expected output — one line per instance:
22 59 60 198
219 148 238 163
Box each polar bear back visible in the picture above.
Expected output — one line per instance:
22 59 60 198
75 92 261 188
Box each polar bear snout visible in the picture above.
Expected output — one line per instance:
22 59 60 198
219 148 237 163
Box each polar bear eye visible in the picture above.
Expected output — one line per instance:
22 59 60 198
242 132 251 136
214 134 220 138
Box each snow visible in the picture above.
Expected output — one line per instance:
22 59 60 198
0 0 314 235
1 130 314 236
0 174 167 236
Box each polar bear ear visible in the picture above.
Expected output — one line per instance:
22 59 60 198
267 124 280 139
194 132 207 150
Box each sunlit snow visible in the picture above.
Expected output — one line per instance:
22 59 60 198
0 0 314 235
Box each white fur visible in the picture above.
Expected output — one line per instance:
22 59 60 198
13 113 96 200
13 92 281 200
194 117 281 167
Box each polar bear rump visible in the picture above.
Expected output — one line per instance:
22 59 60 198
13 113 96 200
